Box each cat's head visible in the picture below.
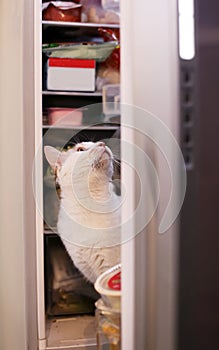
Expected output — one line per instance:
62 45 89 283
44 141 114 188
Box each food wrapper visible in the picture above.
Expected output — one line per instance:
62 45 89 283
42 41 118 62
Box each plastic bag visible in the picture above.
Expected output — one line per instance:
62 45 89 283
81 0 119 24
42 41 118 61
96 28 120 90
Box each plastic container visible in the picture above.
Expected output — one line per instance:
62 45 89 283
101 0 120 13
81 0 119 24
95 298 121 350
102 84 120 117
47 107 83 126
94 264 121 310
46 58 96 92
94 265 121 349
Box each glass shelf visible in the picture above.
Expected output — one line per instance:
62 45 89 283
42 20 120 29
43 90 102 97
43 124 119 130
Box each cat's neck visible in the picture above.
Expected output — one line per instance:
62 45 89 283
60 174 113 202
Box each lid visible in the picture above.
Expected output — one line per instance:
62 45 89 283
95 298 121 314
42 2 82 11
108 271 121 291
94 264 121 306
94 264 121 310
95 264 121 297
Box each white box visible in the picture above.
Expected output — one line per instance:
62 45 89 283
47 58 96 92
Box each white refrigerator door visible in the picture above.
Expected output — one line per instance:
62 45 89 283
121 1 180 350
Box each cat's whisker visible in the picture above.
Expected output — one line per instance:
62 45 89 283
90 134 96 143
111 151 120 159
80 133 90 142
113 160 121 170
73 134 81 145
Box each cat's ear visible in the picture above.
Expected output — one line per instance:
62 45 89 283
44 146 65 170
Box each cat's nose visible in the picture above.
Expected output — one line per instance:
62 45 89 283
97 142 105 147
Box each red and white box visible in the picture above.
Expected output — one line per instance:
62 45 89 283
47 58 96 92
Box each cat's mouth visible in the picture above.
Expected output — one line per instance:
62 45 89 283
93 148 112 169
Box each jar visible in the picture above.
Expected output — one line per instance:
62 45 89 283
95 298 121 350
94 264 121 350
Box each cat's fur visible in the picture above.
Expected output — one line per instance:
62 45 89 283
44 141 121 283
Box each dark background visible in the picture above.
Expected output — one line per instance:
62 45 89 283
178 1 219 349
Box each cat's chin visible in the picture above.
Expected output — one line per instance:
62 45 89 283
94 149 113 170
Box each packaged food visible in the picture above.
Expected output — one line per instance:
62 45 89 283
42 41 118 62
42 1 82 22
81 0 119 24
47 107 83 126
46 58 96 92
95 28 120 90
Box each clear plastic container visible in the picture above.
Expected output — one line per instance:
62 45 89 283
101 0 120 13
95 298 121 350
102 84 120 117
95 265 121 349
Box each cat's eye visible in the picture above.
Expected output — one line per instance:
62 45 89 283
77 147 85 152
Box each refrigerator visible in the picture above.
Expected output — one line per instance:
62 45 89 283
0 0 219 350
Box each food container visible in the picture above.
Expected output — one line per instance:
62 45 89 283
46 58 96 92
47 107 83 126
95 265 121 349
94 264 121 310
42 41 118 62
95 298 121 350
42 2 82 22
81 0 120 24
102 84 120 117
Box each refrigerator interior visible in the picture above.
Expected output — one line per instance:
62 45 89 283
35 1 122 349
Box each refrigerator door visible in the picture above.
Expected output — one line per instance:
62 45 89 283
121 1 180 350
0 0 38 350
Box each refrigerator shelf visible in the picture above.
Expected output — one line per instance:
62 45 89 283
42 124 119 131
46 315 97 349
42 20 120 29
43 91 102 97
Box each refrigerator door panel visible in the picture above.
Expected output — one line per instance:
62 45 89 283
121 1 180 350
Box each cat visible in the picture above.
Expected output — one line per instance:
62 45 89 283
44 141 121 284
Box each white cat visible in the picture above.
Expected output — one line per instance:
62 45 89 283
44 141 121 284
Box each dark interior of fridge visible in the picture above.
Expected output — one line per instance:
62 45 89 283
178 1 219 349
